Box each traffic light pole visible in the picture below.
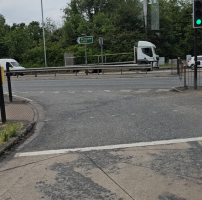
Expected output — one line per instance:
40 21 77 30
194 28 197 89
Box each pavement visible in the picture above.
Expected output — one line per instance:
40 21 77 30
0 73 202 199
0 95 36 156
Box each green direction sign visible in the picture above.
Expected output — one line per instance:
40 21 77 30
77 36 93 44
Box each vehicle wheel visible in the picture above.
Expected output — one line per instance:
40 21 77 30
191 65 194 70
88 69 94 73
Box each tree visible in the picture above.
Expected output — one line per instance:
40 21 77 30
6 24 31 61
27 21 43 47
0 14 9 58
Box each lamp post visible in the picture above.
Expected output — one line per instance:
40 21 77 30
41 0 47 66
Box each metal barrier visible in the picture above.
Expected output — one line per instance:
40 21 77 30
7 63 153 77
185 67 202 87
177 59 202 88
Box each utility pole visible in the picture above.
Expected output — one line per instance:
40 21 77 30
41 0 47 66
143 0 147 33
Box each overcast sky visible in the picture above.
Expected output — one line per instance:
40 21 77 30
0 0 71 26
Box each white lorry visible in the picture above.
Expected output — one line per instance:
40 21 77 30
134 41 159 68
0 59 26 75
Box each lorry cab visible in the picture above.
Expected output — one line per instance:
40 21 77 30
0 59 25 75
134 41 159 68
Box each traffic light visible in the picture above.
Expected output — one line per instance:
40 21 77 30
193 0 202 28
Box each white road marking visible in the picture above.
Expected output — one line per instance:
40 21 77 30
15 136 202 157
40 91 44 93
53 91 59 93
88 91 92 93
133 90 148 93
156 89 170 92
120 90 132 92
104 90 111 92
69 91 75 93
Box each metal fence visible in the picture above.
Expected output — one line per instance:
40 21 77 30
184 67 202 87
176 58 202 88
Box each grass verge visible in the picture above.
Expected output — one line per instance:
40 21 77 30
159 63 173 68
0 122 23 146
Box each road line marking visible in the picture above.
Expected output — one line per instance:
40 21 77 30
133 91 148 93
120 90 132 92
104 90 111 92
156 89 170 92
15 136 202 157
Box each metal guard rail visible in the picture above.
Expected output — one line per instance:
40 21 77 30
6 63 152 75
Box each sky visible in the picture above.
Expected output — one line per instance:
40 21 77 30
0 0 71 26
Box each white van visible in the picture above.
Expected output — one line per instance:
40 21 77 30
0 59 26 75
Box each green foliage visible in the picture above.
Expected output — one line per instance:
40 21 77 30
0 0 200 67
0 122 22 145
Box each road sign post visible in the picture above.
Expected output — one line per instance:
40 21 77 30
99 37 103 65
85 44 87 65
77 36 93 68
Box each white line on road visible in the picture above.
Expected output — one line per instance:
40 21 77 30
15 137 202 157
156 89 170 92
120 90 132 92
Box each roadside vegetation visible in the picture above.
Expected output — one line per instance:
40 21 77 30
0 122 23 146
0 0 199 67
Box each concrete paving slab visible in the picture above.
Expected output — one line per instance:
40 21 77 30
0 141 202 199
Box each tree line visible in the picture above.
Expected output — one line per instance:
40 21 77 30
0 0 201 68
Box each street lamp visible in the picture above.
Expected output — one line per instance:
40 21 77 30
41 0 47 66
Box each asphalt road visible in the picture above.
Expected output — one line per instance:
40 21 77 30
5 75 202 153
